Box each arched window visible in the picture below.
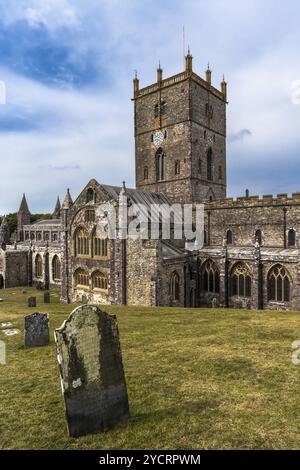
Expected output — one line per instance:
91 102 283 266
198 158 202 174
74 228 90 256
156 148 165 181
255 229 262 245
74 269 89 287
35 254 43 278
268 265 290 302
170 271 180 301
92 231 108 258
144 166 148 180
226 230 233 245
175 160 180 175
288 229 296 247
52 256 61 281
85 209 95 222
202 260 220 293
86 188 95 203
231 263 251 297
207 148 213 181
92 271 108 290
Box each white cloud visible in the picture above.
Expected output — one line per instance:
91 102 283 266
0 0 79 31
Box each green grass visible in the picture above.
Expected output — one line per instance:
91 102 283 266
0 287 300 450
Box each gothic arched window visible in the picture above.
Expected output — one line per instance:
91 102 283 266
52 255 61 281
74 228 90 256
92 271 108 290
144 166 148 180
74 268 89 287
268 265 290 302
288 229 296 247
207 148 213 181
175 160 180 175
170 271 180 301
202 260 220 293
156 148 165 182
231 263 251 298
92 231 108 258
226 229 233 245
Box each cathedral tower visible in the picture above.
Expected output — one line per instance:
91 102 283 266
133 53 227 204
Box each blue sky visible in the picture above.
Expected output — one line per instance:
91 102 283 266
0 0 300 213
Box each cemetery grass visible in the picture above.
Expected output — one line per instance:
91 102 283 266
0 287 300 450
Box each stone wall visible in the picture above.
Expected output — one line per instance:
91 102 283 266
201 193 300 248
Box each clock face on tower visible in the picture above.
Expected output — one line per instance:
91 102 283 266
153 130 164 147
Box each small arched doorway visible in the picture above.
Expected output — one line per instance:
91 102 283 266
0 274 4 289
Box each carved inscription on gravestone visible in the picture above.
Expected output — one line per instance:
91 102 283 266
55 305 129 437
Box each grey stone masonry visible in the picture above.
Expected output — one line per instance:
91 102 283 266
55 305 129 437
24 312 49 348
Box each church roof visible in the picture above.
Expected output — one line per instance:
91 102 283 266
102 184 171 206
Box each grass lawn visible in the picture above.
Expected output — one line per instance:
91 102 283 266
0 287 300 450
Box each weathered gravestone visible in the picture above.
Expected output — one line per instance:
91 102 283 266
44 292 50 304
24 312 49 348
55 305 129 437
28 297 36 308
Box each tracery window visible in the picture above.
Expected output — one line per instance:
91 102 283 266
74 228 89 256
74 269 89 287
231 263 251 298
92 271 108 290
202 260 220 293
268 265 290 302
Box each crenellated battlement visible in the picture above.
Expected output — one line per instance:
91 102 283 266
198 192 300 209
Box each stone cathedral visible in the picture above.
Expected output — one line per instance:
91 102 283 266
1 52 300 311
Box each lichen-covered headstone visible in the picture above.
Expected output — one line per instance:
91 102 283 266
24 312 49 348
55 305 129 437
28 297 36 308
44 292 50 304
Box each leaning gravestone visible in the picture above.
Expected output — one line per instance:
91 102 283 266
44 292 50 304
24 312 49 348
28 297 37 308
55 305 129 437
